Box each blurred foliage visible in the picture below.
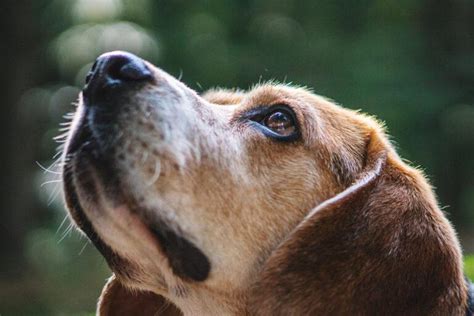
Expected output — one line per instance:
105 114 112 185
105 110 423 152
466 256 474 280
1 0 473 314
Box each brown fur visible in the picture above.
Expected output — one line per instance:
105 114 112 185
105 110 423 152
62 54 469 315
249 131 467 315
99 275 182 315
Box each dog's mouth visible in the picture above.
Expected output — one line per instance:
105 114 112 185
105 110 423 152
62 99 210 284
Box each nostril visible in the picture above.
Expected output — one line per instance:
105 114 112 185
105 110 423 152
116 60 152 81
83 51 153 101
105 54 152 82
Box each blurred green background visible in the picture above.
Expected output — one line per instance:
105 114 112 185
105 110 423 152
1 0 473 314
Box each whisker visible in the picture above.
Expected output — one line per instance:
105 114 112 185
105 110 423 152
55 215 70 235
47 185 63 206
40 179 62 187
49 156 65 172
58 223 74 244
36 161 62 175
52 150 63 160
78 241 89 255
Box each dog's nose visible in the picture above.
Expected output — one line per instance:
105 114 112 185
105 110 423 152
83 51 152 100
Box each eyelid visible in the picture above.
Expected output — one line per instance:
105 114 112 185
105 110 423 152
241 104 297 122
240 104 301 141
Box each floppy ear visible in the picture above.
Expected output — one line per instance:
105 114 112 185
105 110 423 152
249 130 467 315
97 275 182 316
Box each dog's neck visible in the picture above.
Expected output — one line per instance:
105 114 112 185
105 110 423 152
169 286 247 315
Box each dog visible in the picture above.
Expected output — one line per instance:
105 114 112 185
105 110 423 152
61 51 474 315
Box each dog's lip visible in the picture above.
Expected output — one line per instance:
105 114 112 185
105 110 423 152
64 135 211 282
65 143 160 246
146 218 211 282
62 155 144 283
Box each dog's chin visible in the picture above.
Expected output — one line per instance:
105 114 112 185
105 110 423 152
62 150 145 285
63 132 211 283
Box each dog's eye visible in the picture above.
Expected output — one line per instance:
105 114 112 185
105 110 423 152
263 110 296 137
244 105 299 141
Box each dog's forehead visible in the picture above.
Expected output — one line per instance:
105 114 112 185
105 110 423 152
240 84 317 109
203 84 316 107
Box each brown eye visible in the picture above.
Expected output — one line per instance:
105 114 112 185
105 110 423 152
244 105 299 141
263 110 296 136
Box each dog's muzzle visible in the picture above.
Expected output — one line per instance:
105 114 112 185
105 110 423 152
62 52 211 282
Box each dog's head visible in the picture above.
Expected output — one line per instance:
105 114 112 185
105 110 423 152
62 52 467 315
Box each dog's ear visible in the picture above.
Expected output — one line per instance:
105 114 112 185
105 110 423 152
97 275 182 316
249 129 467 315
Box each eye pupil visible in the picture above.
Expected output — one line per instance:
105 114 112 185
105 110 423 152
264 110 296 136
